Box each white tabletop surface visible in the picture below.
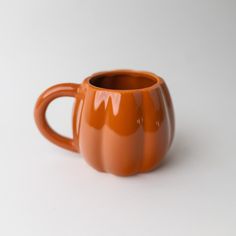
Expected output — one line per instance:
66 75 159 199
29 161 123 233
0 0 235 235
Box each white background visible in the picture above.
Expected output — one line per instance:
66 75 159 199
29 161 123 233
0 0 236 235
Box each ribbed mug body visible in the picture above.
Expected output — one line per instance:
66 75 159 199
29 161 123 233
75 71 174 176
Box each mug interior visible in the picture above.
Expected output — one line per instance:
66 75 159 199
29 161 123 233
89 72 157 90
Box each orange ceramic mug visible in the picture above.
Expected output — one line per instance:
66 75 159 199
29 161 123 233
34 70 174 176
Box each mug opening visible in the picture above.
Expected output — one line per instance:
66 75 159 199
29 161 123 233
89 72 158 90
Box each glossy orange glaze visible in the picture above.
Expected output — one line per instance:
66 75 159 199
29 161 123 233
34 70 175 176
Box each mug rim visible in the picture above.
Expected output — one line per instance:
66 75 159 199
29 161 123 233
84 69 164 93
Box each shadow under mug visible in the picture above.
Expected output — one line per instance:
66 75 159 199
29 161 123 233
34 70 175 176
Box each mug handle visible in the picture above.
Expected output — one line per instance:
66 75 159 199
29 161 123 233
34 83 80 152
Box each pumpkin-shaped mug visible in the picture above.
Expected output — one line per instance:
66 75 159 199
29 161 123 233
34 70 175 176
